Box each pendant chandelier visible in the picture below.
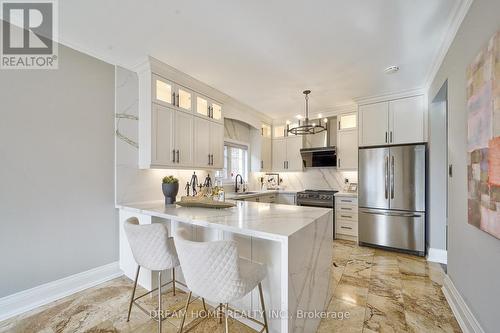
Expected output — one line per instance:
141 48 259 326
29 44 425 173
287 90 327 135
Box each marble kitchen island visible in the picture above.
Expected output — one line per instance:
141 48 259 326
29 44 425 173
117 200 333 333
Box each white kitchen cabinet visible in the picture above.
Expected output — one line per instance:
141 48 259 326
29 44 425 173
335 195 358 241
152 104 175 166
272 136 303 171
359 95 425 147
277 193 296 205
153 74 193 113
272 138 287 171
138 60 224 169
210 121 224 168
261 137 272 171
195 94 223 123
359 102 389 146
193 117 211 167
194 117 224 168
152 104 193 167
338 113 357 131
286 136 303 171
273 125 286 138
337 129 358 170
389 96 425 144
174 111 194 167
261 124 272 172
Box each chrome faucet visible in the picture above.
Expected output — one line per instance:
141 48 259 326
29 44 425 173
235 174 243 193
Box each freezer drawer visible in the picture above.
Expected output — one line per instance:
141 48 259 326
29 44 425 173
358 208 425 253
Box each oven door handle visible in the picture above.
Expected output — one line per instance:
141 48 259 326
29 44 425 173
297 200 333 208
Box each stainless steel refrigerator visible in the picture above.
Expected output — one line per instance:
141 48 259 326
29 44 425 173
358 144 426 256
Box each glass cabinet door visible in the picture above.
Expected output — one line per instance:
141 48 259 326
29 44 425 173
154 76 173 105
262 123 272 138
273 125 286 138
178 87 192 111
211 102 222 120
339 113 357 130
196 96 209 117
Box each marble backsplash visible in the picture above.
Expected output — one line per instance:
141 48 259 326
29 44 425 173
249 169 358 192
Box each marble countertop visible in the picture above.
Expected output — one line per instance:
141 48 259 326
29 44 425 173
334 192 358 197
225 189 300 200
117 200 331 241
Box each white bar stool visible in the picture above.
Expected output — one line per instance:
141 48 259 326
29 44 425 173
174 228 269 333
124 217 191 332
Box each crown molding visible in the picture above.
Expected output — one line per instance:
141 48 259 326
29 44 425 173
354 88 425 106
424 0 474 89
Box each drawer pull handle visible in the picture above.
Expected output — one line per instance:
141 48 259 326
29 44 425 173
341 226 353 230
341 215 352 218
341 207 352 210
341 200 353 202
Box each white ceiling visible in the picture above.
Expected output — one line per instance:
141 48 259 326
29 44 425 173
60 0 459 118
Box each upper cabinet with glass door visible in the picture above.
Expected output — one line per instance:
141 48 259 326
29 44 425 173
338 112 357 131
195 94 223 123
152 74 193 113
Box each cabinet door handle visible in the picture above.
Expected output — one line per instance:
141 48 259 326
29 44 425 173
176 150 179 163
261 160 263 169
211 154 214 165
208 154 211 165
390 131 393 143
341 226 353 230
385 132 388 143
176 93 179 107
341 199 353 203
172 149 176 163
172 92 175 105
261 128 264 136
338 158 341 168
341 207 352 211
341 215 352 218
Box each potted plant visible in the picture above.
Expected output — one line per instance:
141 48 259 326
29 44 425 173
162 175 179 204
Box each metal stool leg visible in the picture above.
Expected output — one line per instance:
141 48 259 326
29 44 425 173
224 303 229 333
178 291 192 333
172 267 176 296
158 271 162 333
258 282 269 333
127 265 140 322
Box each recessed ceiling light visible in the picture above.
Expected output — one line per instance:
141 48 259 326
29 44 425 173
384 65 400 74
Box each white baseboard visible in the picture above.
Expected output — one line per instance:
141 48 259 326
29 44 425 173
442 275 485 333
0 262 123 322
427 248 448 264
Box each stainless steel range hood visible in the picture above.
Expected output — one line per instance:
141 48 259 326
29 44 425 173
300 117 337 167
300 146 337 168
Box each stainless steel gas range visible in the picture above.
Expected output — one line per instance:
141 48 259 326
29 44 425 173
296 189 338 239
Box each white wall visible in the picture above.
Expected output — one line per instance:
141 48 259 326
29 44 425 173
0 44 117 297
428 82 448 252
427 0 500 331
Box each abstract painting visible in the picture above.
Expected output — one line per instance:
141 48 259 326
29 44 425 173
467 30 500 239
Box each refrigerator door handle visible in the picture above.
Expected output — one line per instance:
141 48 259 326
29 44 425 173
391 155 395 199
384 155 389 199
360 209 422 218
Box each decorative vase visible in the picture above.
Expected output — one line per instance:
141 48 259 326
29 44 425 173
162 182 179 204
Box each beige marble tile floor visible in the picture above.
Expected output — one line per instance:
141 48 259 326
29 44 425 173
0 240 461 333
